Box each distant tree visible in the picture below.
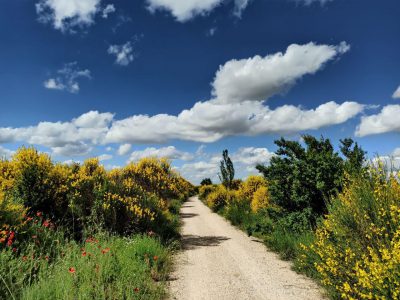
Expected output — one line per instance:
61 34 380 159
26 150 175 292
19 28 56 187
200 178 213 186
218 150 235 189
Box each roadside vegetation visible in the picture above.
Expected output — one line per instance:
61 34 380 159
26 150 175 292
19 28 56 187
0 147 194 299
200 135 400 299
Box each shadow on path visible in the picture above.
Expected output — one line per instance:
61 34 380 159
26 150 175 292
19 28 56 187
182 235 230 250
180 213 199 219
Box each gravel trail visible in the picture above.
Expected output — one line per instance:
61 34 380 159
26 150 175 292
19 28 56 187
169 196 325 300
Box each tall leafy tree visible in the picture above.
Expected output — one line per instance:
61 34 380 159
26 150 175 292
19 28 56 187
257 135 366 222
218 150 235 189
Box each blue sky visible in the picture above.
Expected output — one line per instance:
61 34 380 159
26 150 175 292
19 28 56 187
0 0 399 183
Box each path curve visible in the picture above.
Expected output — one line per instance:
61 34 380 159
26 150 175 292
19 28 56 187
169 196 325 300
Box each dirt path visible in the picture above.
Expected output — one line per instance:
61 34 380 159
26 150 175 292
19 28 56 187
168 196 325 300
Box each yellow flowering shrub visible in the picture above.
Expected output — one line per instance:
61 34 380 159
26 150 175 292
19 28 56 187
199 184 217 201
0 147 193 238
301 165 400 299
251 186 269 213
237 175 267 203
207 185 235 212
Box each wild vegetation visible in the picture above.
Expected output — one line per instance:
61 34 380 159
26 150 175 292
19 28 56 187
200 135 400 299
0 147 194 299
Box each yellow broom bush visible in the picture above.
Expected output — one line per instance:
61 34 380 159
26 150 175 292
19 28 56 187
251 186 270 213
300 164 400 299
237 175 267 203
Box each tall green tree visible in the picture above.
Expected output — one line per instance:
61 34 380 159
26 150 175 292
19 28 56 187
218 150 235 189
256 135 366 222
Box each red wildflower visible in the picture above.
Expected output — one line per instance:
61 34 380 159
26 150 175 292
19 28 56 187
9 231 15 240
82 251 87 257
12 248 17 253
101 248 110 254
0 238 5 244
134 288 140 293
68 267 76 274
7 239 13 247
153 256 158 261
26 217 33 221
32 235 37 239
42 220 50 228
36 212 42 217
45 256 49 261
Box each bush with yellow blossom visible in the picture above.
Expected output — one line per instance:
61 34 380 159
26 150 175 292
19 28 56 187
299 164 400 299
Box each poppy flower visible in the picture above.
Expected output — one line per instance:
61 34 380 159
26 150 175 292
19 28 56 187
12 248 17 253
134 288 140 293
153 256 158 261
82 251 87 257
68 267 76 274
101 248 110 254
7 239 12 246
36 212 42 217
42 220 50 228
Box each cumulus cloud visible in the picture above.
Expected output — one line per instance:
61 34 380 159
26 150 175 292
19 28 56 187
356 105 400 137
392 86 400 99
102 4 115 18
128 146 194 162
105 100 363 144
108 42 135 66
0 111 113 157
117 143 131 155
44 62 91 93
232 147 275 169
1 43 362 154
36 0 101 32
146 0 224 22
52 142 92 157
212 42 350 104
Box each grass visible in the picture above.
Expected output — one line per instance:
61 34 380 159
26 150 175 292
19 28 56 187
1 233 172 300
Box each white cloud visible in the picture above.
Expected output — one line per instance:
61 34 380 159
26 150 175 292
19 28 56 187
392 86 400 99
105 100 363 144
233 0 251 17
146 0 224 22
98 154 113 161
102 4 115 18
0 111 113 157
117 143 131 155
108 42 135 66
0 146 14 159
212 42 350 104
356 105 400 137
44 62 91 94
36 0 101 32
232 147 275 167
128 146 194 162
52 142 92 157
180 161 220 183
1 43 362 153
